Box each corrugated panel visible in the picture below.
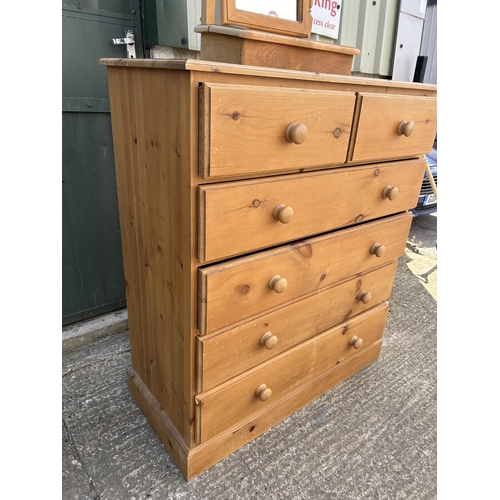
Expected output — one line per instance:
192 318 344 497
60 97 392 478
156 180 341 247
314 0 399 78
419 4 437 84
373 0 399 76
400 0 427 19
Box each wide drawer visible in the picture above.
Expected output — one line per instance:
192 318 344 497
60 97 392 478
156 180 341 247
199 83 355 179
349 92 437 163
198 211 412 335
199 158 426 262
195 302 389 442
197 261 397 392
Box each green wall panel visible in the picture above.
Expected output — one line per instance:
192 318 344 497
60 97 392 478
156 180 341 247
62 112 126 324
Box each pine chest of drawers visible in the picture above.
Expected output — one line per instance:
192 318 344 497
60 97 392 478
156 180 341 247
100 57 437 480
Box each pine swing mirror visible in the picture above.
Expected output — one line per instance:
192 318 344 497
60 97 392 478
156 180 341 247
198 0 358 75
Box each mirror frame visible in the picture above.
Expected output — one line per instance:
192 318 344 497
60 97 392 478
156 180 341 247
220 0 312 38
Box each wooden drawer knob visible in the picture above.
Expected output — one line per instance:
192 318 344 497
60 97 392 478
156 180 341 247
285 122 308 144
382 185 399 201
273 204 294 224
256 384 272 402
260 332 278 350
370 243 386 258
357 291 372 304
397 120 415 137
349 336 363 349
268 275 288 293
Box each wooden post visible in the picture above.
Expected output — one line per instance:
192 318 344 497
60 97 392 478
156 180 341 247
425 162 438 201
202 0 216 25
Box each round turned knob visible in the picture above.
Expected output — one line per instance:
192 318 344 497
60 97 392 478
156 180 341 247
397 120 415 137
284 122 308 144
349 336 363 349
382 185 399 201
268 275 288 293
255 384 272 401
370 243 386 258
357 291 372 304
273 204 294 224
260 332 278 350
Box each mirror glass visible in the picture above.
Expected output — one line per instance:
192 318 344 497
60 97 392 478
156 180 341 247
235 0 298 21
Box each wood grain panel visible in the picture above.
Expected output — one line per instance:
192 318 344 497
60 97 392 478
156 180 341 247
197 261 397 391
100 58 437 97
200 32 244 65
350 93 437 163
199 212 412 334
99 57 437 480
200 83 355 178
239 39 354 74
196 303 388 442
107 66 195 443
199 32 355 75
199 158 426 262
201 0 216 24
128 339 383 480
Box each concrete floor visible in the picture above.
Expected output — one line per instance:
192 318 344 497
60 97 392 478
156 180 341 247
62 215 437 500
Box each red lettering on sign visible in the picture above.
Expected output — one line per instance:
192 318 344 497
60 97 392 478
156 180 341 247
314 1 340 17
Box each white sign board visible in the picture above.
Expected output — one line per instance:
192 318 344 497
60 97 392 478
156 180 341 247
311 0 343 39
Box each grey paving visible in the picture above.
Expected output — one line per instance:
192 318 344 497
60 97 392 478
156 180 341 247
62 215 437 500
63 309 128 354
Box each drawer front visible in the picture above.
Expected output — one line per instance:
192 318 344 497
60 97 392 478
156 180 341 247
199 158 426 262
196 303 389 442
199 212 412 335
199 83 355 179
350 93 437 163
197 261 397 391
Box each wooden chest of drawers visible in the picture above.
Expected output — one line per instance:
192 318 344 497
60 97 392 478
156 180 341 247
100 58 437 480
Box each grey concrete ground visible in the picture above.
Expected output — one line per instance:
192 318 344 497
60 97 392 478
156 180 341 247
63 309 128 354
62 214 437 500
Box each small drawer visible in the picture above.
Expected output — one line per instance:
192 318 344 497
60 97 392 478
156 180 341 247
195 302 389 443
197 261 397 392
198 212 412 335
199 158 426 262
349 92 437 163
199 83 355 179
